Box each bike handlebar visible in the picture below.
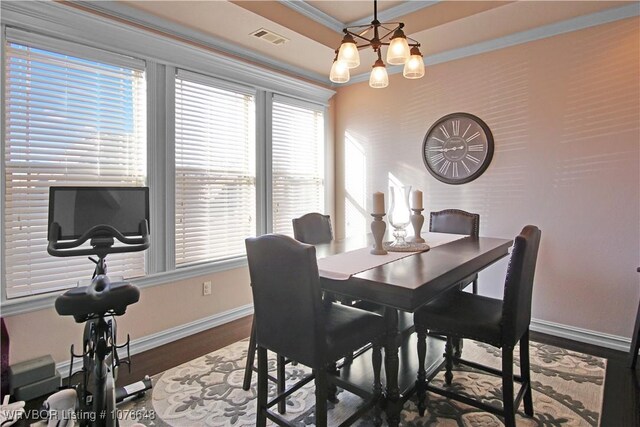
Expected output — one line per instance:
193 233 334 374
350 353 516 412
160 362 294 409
47 220 150 258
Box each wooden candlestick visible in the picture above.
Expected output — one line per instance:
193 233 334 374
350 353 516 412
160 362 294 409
409 208 425 243
370 213 388 255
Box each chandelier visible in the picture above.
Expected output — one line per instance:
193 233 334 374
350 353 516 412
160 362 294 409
329 0 425 88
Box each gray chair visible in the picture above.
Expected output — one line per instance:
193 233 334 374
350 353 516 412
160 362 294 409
429 209 480 358
243 213 333 392
414 225 542 427
246 234 385 427
292 213 333 245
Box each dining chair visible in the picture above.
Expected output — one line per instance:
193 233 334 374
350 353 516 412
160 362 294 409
429 209 480 358
292 212 333 245
414 225 542 427
246 234 385 427
243 213 333 391
430 209 480 293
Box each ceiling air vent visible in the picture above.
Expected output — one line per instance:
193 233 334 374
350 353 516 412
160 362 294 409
250 28 289 46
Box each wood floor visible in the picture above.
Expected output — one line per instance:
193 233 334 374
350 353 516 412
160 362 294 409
118 315 639 426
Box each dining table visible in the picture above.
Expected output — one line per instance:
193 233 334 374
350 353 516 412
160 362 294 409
314 233 513 427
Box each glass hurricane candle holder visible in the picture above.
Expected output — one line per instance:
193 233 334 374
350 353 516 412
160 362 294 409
388 185 412 248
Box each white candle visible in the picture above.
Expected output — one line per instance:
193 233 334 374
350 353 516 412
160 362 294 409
373 192 385 214
411 190 423 209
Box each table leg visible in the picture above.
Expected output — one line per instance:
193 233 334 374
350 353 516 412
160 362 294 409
383 308 402 427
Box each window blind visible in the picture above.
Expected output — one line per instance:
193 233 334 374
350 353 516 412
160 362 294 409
175 71 256 266
271 97 325 235
4 40 147 299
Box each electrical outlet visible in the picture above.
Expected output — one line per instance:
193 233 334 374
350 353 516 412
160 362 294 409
203 281 212 296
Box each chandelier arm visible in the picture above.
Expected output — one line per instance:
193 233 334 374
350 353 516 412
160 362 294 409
405 35 421 46
377 28 396 41
346 30 376 44
377 22 404 30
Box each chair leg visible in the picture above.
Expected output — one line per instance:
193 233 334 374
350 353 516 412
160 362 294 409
415 323 428 417
444 336 454 386
343 352 354 365
372 339 383 426
453 338 463 359
314 369 328 427
277 355 286 414
242 318 257 391
520 330 534 417
327 362 339 403
472 278 478 294
502 346 516 427
256 346 268 427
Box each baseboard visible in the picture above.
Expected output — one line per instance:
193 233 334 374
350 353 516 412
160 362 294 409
55 309 629 374
56 303 254 375
531 318 631 353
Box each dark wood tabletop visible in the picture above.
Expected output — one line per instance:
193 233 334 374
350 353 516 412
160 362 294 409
315 233 513 426
316 235 513 312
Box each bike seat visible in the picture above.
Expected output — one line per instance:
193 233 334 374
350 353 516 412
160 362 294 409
55 275 140 323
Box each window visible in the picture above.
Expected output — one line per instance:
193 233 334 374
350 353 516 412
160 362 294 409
3 35 147 299
271 97 325 235
174 70 256 266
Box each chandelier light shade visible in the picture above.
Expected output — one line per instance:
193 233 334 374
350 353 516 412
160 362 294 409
386 28 410 65
337 34 360 69
330 58 350 83
329 0 425 88
369 58 389 88
403 46 425 79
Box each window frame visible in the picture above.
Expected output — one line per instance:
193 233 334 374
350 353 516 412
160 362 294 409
269 94 327 236
0 2 334 315
3 36 149 299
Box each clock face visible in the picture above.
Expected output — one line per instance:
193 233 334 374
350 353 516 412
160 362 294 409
422 113 494 185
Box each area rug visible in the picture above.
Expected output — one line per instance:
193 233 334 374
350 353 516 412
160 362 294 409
119 338 605 426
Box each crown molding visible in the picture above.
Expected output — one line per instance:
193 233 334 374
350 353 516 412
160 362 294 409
344 3 640 85
73 0 330 87
278 0 344 33
278 0 441 32
347 1 440 27
0 1 335 102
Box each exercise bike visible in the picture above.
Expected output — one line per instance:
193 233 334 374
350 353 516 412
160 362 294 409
46 187 152 427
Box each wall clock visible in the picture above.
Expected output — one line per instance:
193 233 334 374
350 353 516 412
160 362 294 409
422 112 494 185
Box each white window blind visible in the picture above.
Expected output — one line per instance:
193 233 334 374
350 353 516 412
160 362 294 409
271 97 325 235
175 70 256 266
4 38 147 299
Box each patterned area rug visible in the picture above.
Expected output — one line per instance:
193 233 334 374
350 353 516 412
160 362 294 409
119 338 605 426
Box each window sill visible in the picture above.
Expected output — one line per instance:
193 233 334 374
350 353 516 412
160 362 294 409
0 256 248 317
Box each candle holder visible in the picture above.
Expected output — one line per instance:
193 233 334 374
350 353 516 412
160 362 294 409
409 208 426 243
370 213 388 255
388 186 412 248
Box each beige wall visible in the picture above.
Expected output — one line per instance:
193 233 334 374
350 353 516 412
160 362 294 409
334 18 640 338
4 268 252 364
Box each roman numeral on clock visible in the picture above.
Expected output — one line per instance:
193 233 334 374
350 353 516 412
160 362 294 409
468 144 484 152
439 160 451 175
466 131 481 142
466 154 480 164
461 160 471 173
439 125 450 139
452 120 460 136
430 153 445 166
452 162 459 178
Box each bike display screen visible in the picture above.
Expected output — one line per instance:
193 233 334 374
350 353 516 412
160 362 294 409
48 187 149 240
